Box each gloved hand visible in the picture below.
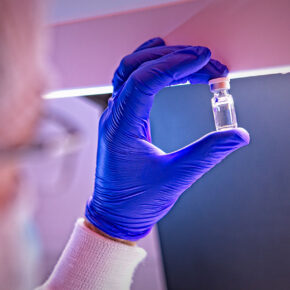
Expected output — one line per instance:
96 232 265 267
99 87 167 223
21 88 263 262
86 37 250 241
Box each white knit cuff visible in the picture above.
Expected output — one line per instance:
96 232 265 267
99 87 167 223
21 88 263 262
38 218 147 290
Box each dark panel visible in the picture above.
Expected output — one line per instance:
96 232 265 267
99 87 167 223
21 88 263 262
150 74 290 290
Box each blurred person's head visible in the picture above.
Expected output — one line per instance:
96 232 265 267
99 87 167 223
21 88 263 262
0 0 50 217
0 3 49 288
0 0 47 151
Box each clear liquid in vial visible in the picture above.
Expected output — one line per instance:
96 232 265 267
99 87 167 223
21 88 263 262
212 97 237 131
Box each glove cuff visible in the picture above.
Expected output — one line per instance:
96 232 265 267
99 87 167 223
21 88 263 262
85 199 153 241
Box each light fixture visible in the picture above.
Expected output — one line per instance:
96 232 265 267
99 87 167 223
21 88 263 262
43 66 290 99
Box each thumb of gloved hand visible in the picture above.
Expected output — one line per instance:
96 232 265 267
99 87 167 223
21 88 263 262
165 128 250 192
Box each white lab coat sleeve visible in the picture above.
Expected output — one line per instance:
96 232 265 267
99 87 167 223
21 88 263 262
37 218 147 290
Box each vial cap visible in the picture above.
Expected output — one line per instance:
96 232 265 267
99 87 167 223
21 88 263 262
208 77 230 92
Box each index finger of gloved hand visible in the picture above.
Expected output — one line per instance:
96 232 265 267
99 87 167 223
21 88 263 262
188 58 229 84
112 45 191 92
117 46 211 120
168 58 229 86
133 37 165 53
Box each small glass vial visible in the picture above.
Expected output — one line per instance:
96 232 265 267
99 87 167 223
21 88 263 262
209 77 237 131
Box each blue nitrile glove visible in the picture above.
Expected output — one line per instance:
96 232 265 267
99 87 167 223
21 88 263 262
85 37 250 241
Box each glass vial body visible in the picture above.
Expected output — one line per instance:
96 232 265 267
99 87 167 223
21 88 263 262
211 89 237 131
209 77 238 131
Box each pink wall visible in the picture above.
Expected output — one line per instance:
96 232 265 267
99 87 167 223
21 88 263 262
49 0 290 90
166 0 290 73
48 0 212 89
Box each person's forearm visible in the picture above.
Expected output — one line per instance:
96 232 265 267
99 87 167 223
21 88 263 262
37 218 146 290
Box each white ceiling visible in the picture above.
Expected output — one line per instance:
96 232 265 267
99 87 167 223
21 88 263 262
47 0 186 24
